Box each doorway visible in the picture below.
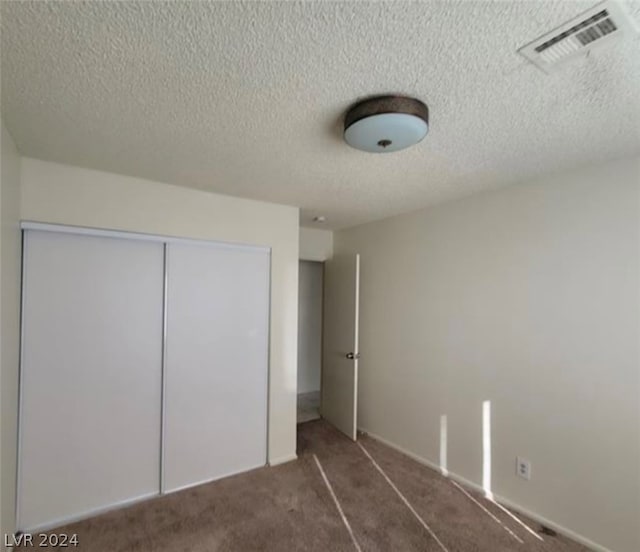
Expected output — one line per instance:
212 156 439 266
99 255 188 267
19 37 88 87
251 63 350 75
297 261 323 423
297 253 360 438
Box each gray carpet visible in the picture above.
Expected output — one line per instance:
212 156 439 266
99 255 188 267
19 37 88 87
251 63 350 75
22 420 591 551
297 391 321 424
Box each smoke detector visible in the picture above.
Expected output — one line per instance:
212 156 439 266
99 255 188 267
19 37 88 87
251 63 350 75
518 1 637 73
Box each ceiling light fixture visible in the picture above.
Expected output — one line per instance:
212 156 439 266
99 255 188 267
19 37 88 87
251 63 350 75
344 95 429 153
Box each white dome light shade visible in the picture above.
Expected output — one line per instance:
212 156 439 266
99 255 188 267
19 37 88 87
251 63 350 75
343 95 429 153
344 113 428 153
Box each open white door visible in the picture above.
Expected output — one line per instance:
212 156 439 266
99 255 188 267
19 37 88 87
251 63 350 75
321 253 360 440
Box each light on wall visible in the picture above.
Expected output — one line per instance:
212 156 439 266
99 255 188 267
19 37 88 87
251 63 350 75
344 95 429 153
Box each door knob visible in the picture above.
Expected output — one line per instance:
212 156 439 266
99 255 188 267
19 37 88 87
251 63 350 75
346 352 360 360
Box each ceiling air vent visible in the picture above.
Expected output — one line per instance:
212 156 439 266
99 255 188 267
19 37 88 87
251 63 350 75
518 1 637 72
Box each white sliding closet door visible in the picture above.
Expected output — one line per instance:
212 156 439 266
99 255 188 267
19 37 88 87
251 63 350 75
164 242 269 492
19 231 164 530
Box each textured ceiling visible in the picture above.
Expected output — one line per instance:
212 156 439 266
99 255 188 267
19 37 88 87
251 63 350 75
2 1 640 230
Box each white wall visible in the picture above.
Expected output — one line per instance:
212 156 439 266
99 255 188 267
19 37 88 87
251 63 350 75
20 157 299 466
335 157 640 552
0 122 22 546
299 227 333 261
297 261 323 394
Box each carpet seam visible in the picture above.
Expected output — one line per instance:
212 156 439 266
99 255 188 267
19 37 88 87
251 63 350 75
312 454 363 552
357 442 449 552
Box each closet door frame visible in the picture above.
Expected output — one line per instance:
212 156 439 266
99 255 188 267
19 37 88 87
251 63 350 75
17 221 272 530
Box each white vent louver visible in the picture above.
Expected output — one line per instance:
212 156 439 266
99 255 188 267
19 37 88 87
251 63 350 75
519 1 637 73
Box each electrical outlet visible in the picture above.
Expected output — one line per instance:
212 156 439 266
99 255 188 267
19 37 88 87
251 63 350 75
516 457 531 480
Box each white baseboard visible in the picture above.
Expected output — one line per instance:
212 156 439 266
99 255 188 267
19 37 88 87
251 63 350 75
164 462 266 495
19 490 160 534
358 427 612 552
269 453 298 467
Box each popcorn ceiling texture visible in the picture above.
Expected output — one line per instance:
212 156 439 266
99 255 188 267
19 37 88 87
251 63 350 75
2 1 640 230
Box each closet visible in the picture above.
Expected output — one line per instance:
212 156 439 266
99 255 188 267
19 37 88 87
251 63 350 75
17 226 270 531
